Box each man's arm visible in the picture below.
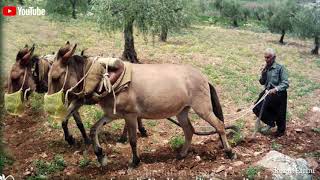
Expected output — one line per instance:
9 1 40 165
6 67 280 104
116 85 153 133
275 66 289 92
259 68 267 85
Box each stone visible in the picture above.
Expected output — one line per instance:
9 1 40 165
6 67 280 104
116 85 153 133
254 151 263 156
233 161 244 167
196 155 201 161
215 165 225 173
256 150 312 180
311 106 320 112
306 157 318 170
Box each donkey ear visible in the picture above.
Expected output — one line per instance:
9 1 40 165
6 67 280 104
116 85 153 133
24 44 29 48
29 44 35 54
61 44 77 64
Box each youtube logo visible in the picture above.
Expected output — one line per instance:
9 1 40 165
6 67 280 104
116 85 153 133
2 6 17 16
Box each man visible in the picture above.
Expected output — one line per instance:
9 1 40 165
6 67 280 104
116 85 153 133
253 48 289 137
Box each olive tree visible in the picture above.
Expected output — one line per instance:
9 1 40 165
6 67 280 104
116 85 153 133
45 0 88 19
267 0 298 44
92 0 192 62
293 7 320 55
220 0 242 27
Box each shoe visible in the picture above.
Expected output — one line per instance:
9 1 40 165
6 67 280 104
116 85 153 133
274 131 285 138
260 125 272 135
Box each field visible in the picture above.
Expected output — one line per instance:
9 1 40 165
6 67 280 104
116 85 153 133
2 16 320 179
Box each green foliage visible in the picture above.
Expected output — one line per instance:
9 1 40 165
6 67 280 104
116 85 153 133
229 119 245 146
169 135 185 150
146 120 157 127
79 152 90 168
312 127 320 133
92 0 192 37
0 153 14 174
267 0 298 35
45 0 88 19
220 0 243 27
292 6 320 54
30 93 44 112
33 155 66 176
293 7 320 39
271 141 282 150
245 166 263 180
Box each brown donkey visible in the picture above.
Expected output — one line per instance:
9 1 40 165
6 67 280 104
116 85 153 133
46 42 147 146
47 43 236 167
6 44 92 145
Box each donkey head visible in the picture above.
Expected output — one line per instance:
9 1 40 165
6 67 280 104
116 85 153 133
48 41 80 95
7 44 37 95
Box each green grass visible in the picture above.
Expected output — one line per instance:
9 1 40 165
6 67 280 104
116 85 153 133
312 128 320 134
229 119 245 146
271 141 282 151
169 135 185 150
146 120 157 128
0 153 14 174
3 15 320 127
245 166 264 180
79 151 91 168
31 155 66 178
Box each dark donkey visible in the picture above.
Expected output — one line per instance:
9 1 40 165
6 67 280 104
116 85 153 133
7 44 50 95
6 44 94 145
46 42 147 146
47 43 236 167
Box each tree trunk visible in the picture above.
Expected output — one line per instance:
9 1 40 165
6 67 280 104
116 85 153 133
311 36 319 55
122 19 139 63
70 0 76 19
279 30 285 44
255 13 261 21
233 19 238 27
160 25 168 42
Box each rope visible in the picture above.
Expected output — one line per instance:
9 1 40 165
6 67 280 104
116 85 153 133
227 90 270 123
166 90 270 136
64 57 98 106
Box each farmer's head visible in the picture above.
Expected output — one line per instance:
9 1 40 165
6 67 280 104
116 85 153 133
264 48 276 65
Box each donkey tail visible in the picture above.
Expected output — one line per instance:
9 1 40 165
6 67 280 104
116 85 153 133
209 83 224 122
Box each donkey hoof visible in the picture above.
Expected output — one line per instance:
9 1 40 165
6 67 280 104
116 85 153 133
139 128 148 137
225 150 237 160
84 138 92 145
130 157 141 168
117 136 127 144
66 136 76 145
98 156 108 167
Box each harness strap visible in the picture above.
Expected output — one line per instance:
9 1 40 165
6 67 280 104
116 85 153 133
64 57 98 106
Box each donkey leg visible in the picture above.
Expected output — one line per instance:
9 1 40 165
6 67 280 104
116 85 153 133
90 117 112 166
176 107 194 160
118 123 128 143
125 116 140 167
62 118 75 145
137 118 148 137
197 112 235 159
73 111 91 145
62 100 82 145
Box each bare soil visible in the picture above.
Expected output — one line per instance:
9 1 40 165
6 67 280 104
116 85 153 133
2 103 319 179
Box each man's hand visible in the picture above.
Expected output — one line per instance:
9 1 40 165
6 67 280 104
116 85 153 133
269 88 277 94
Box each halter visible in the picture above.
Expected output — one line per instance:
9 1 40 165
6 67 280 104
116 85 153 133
18 68 31 101
62 57 117 114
